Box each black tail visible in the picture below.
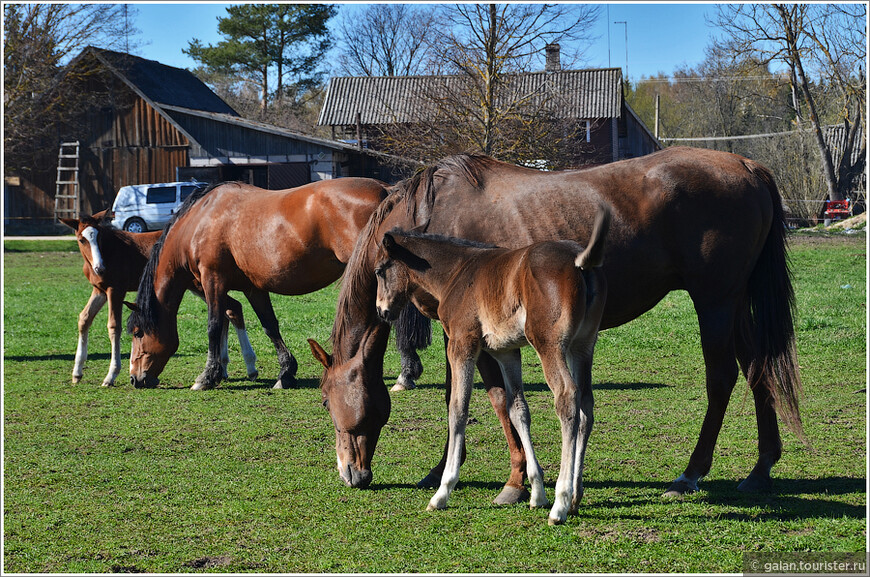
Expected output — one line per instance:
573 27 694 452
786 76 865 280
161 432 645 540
395 304 432 352
741 165 805 441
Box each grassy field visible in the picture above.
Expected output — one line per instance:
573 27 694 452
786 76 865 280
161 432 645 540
3 231 866 573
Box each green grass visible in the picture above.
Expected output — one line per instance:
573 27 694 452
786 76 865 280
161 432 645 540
3 233 866 572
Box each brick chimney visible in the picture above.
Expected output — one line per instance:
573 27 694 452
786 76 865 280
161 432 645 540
545 43 561 72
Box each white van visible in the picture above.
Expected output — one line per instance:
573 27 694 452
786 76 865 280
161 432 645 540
110 181 206 232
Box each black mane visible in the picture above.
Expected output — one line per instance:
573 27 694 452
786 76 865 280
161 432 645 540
126 181 226 335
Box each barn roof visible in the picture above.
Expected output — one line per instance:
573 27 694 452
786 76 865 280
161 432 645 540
82 46 238 116
318 68 624 126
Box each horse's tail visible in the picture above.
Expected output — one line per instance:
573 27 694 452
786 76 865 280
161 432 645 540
395 304 432 352
575 203 611 269
740 163 805 441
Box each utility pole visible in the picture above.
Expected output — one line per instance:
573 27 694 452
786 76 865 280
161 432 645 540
614 20 628 79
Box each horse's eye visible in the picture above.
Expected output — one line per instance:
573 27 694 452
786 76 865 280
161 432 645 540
322 398 330 410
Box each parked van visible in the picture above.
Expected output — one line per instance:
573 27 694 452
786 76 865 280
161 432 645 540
110 181 206 232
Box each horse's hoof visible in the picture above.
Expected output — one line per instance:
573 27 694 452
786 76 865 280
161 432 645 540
493 484 531 506
247 370 259 381
737 473 773 493
191 380 215 391
101 381 113 388
548 516 566 526
426 501 446 512
273 375 297 389
417 472 441 489
663 478 698 499
390 379 416 392
72 375 83 384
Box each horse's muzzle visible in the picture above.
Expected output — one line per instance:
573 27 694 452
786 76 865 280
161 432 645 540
130 373 159 389
340 464 373 489
377 307 397 323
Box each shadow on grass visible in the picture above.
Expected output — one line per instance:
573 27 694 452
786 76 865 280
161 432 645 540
396 379 671 393
371 477 865 521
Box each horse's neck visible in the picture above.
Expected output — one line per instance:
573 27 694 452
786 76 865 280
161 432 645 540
406 241 484 303
153 246 192 316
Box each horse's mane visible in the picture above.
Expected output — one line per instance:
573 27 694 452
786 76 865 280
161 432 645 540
329 154 497 360
387 227 500 250
126 181 223 335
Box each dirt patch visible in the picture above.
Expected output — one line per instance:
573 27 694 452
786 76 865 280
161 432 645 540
185 555 233 569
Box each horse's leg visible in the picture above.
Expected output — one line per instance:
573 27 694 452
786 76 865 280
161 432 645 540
393 345 422 391
479 353 530 505
417 332 465 488
102 287 125 387
219 309 231 380
418 335 530 506
73 287 107 383
664 303 738 497
191 279 230 391
392 304 430 391
535 345 582 525
427 338 477 512
489 349 548 509
735 333 781 493
567 343 596 517
245 289 297 389
225 296 259 380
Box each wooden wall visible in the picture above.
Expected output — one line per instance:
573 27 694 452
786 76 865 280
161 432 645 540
5 75 189 230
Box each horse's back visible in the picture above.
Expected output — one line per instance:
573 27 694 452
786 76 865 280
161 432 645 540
169 179 387 294
403 148 779 329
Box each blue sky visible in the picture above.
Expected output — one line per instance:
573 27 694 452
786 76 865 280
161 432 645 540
132 3 719 81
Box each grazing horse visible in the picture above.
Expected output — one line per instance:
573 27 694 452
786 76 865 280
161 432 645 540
309 147 804 502
368 204 610 524
61 211 258 387
126 178 425 391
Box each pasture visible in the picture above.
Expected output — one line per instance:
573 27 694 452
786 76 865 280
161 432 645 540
3 232 866 573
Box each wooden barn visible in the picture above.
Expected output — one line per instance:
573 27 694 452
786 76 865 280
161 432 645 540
318 45 660 168
4 47 400 234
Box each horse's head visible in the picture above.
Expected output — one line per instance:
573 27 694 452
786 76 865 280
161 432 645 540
373 232 415 322
125 303 178 389
61 214 106 276
308 337 391 489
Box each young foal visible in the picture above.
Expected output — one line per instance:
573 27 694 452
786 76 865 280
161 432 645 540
373 205 611 525
62 212 257 386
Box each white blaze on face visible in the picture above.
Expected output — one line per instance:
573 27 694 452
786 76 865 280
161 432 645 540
82 226 105 275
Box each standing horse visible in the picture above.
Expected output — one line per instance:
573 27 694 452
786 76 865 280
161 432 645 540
61 211 258 387
126 179 424 391
366 204 610 524
309 147 803 502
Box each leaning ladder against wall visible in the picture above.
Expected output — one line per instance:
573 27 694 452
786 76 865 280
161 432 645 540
54 141 80 222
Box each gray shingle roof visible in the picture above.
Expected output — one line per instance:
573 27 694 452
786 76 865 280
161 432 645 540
318 68 623 126
88 47 238 116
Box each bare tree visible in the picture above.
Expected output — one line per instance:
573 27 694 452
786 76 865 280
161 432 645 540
712 3 866 201
4 3 139 172
335 4 437 76
432 3 600 157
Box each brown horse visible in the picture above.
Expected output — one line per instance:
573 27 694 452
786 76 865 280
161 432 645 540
309 147 804 501
126 178 426 391
367 204 610 524
61 211 257 386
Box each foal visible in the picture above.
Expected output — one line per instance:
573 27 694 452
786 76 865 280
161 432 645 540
374 205 610 525
62 212 257 386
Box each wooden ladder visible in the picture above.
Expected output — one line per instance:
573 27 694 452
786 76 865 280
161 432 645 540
54 141 80 221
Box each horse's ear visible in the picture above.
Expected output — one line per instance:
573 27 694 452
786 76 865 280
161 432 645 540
59 217 79 230
307 338 333 368
123 301 140 313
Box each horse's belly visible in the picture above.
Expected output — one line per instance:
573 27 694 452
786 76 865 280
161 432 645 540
482 306 529 351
